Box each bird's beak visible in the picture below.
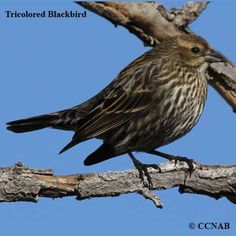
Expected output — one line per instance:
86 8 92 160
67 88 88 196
204 49 228 63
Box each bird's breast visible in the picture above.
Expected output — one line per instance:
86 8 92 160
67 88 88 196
154 69 208 146
111 64 208 153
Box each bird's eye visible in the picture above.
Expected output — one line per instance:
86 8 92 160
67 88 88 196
191 47 200 54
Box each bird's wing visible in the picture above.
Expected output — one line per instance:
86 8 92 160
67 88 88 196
59 89 153 154
59 54 160 154
76 87 152 138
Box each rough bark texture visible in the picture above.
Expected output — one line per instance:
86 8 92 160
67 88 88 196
1 161 236 208
77 1 236 111
2 1 236 208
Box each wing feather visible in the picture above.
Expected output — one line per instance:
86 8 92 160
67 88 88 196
59 49 162 154
76 89 152 140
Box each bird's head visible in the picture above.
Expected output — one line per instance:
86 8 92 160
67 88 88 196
173 34 227 69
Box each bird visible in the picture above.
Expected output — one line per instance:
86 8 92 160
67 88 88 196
6 34 226 185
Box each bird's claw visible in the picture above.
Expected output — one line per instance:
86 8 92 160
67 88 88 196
130 155 161 188
169 156 196 175
147 150 197 176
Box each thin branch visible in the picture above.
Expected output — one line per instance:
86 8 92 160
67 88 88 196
77 1 236 112
1 162 236 208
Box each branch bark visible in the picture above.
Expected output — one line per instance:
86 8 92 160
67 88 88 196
1 162 236 208
77 1 236 112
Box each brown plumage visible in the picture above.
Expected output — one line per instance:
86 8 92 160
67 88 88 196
7 34 226 167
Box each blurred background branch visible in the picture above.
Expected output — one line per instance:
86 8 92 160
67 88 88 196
77 1 236 112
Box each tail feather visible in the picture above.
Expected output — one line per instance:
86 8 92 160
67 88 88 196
59 139 81 154
84 143 117 166
6 114 58 133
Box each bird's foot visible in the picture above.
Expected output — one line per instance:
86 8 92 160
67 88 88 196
128 153 161 188
147 150 197 176
167 156 195 174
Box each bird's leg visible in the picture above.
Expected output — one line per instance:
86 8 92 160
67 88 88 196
147 150 196 174
128 152 161 188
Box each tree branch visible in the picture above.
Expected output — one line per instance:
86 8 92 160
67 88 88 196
77 1 236 112
1 162 236 208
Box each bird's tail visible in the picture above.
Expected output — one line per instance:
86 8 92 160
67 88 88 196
84 143 117 166
6 113 60 133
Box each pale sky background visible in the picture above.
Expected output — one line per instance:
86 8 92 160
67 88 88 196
1 1 236 235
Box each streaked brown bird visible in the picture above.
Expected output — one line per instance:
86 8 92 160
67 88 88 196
6 34 226 184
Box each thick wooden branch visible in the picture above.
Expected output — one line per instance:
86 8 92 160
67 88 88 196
78 1 208 44
1 162 236 208
77 1 236 112
207 63 236 112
